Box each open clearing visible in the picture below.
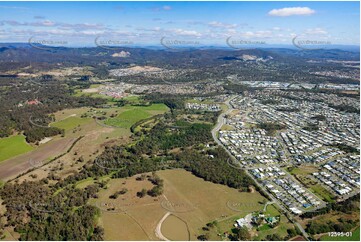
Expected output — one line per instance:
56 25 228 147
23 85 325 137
0 137 75 181
81 84 102 93
288 165 336 203
309 184 335 203
89 169 265 241
0 135 34 162
104 104 169 129
51 116 93 131
289 165 318 176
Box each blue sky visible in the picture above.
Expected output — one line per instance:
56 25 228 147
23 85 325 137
0 1 359 47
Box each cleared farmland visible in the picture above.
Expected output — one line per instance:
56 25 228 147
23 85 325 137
103 104 169 129
0 135 33 162
89 169 266 241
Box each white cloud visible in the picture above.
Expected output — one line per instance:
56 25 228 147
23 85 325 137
151 5 172 12
172 28 202 37
1 20 105 30
79 30 106 35
227 29 237 34
163 6 172 11
238 30 273 38
305 28 328 35
208 21 237 29
268 7 315 17
41 20 56 26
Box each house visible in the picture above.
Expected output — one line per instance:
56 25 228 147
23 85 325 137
235 218 247 228
27 99 40 105
290 207 302 215
251 214 265 225
265 217 278 225
234 215 253 229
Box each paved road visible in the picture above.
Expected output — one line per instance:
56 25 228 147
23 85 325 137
211 95 238 147
244 166 310 240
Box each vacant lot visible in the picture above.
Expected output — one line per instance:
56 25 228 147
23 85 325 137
89 169 265 241
0 135 34 162
309 184 335 203
288 165 335 203
289 165 318 176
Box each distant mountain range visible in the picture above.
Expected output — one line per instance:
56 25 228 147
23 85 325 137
0 42 359 86
0 42 359 52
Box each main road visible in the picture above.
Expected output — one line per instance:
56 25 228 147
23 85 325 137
211 95 238 147
211 94 310 240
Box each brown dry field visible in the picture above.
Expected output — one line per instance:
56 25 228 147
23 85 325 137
0 137 75 181
17 116 131 183
89 169 265 241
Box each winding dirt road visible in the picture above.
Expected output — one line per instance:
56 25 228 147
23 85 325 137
155 212 171 241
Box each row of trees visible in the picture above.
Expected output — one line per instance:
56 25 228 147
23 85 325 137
24 126 64 143
301 194 359 219
306 218 358 235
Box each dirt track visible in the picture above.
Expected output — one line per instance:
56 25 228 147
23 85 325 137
0 137 75 181
155 211 171 241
